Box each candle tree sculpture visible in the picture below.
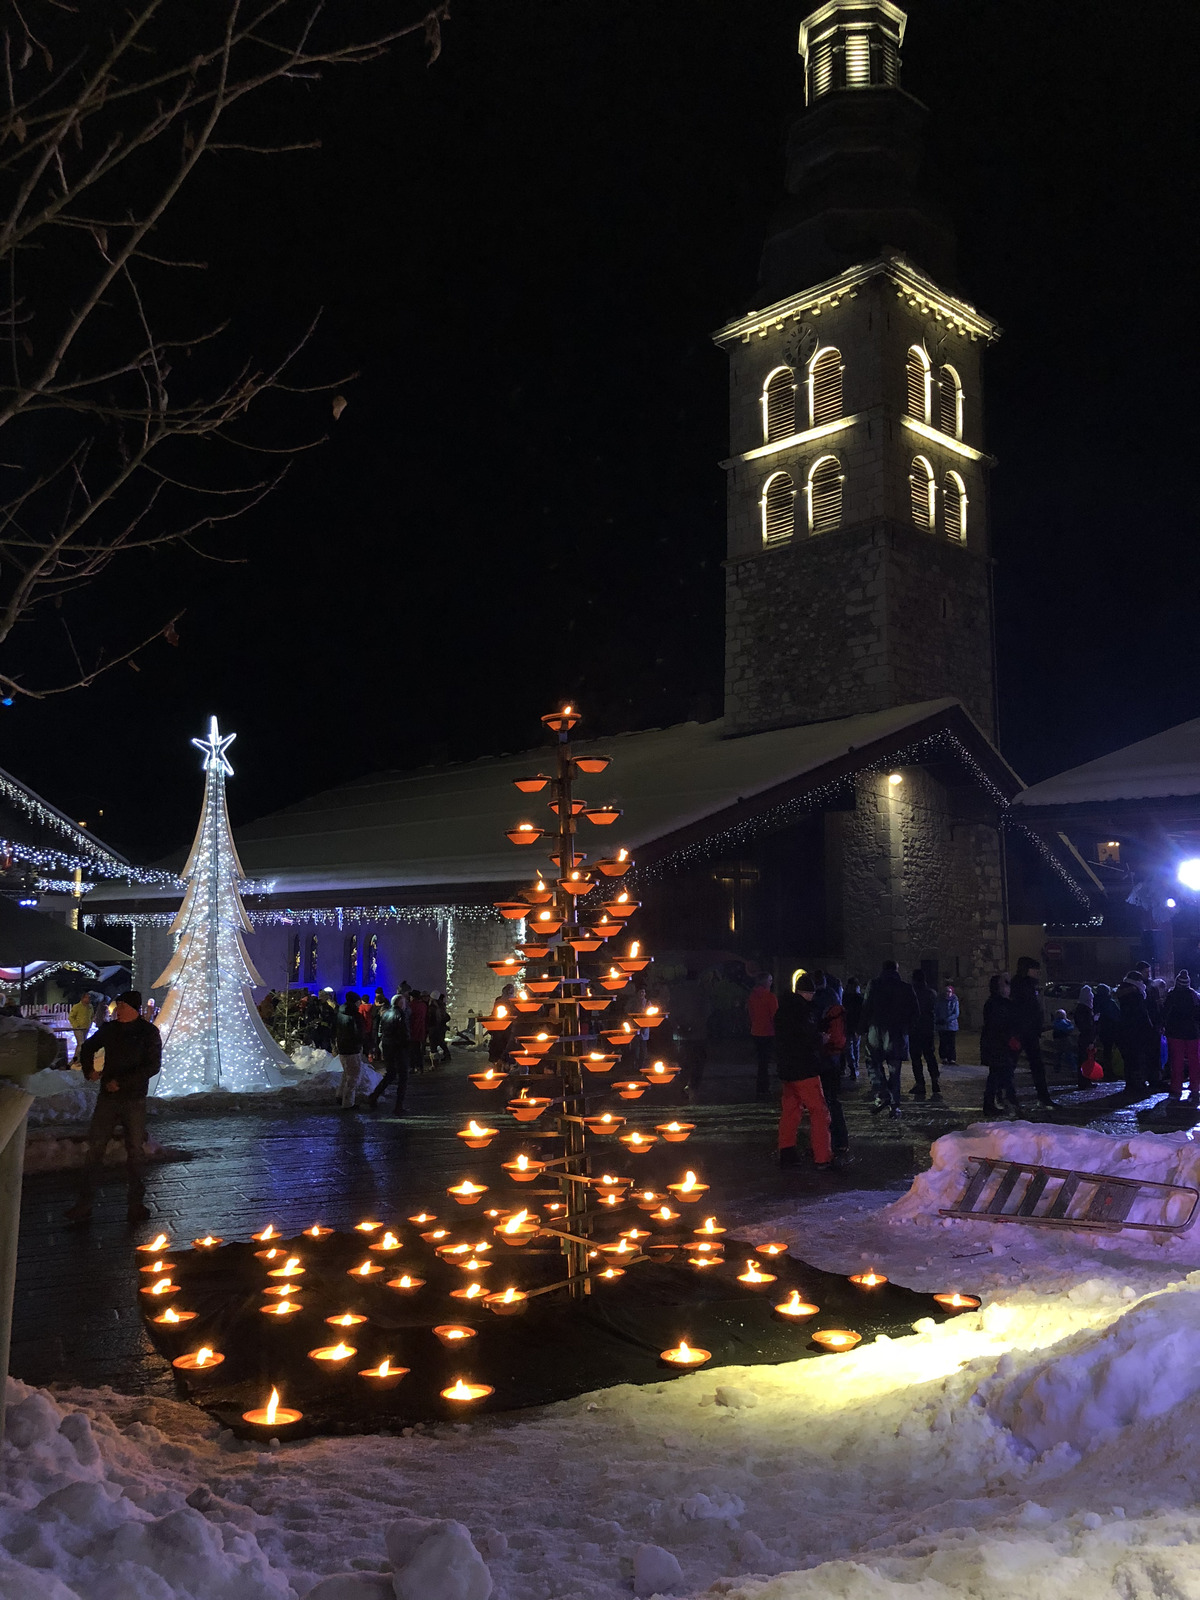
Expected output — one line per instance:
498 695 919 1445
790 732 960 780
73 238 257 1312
484 704 671 1300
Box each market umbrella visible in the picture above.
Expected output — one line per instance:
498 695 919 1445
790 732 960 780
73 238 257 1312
0 898 130 969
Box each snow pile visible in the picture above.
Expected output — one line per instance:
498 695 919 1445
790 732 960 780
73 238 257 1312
22 1132 183 1175
25 1072 98 1127
288 1048 336 1077
888 1121 1200 1229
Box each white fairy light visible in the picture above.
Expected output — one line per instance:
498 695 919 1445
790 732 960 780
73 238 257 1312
151 717 292 1097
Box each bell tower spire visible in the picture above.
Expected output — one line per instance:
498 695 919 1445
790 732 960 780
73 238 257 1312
715 1 1000 740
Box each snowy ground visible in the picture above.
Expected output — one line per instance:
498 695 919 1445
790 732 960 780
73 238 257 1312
9 1122 1200 1599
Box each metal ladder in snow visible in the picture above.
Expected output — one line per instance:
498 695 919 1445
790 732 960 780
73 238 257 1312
940 1157 1200 1234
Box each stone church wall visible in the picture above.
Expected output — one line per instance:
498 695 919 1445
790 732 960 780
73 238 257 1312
446 915 518 1034
724 519 994 738
841 769 1005 1027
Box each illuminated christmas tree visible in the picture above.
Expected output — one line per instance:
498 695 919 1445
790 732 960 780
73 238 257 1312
153 717 290 1095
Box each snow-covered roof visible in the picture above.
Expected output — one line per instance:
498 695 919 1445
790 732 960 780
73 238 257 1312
179 698 1010 898
1011 718 1200 810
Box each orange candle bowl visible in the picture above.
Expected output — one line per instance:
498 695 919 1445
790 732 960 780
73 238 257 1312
496 1209 539 1245
502 1155 546 1183
448 1181 488 1206
468 1069 508 1091
686 1255 722 1270
307 1342 357 1372
487 956 526 976
510 1053 542 1069
660 1342 711 1368
262 1283 303 1298
513 773 551 793
172 1347 224 1373
507 824 544 845
540 703 580 734
647 1243 679 1263
139 1278 179 1301
650 1204 682 1225
454 1255 492 1273
582 1114 625 1135
326 1312 368 1330
594 855 631 877
594 1266 625 1282
507 1097 553 1123
516 942 551 959
599 975 629 993
641 1062 679 1085
450 1282 488 1304
139 1258 173 1275
481 1008 514 1033
432 1324 478 1348
242 1388 302 1429
135 1233 172 1255
619 1131 658 1154
302 1224 334 1240
524 978 561 996
386 1274 426 1293
811 1329 862 1352
265 1258 304 1281
484 1287 529 1316
346 1260 386 1280
493 902 531 922
631 1009 667 1029
690 1240 724 1261
633 1189 664 1211
774 1291 820 1321
521 878 555 904
441 1378 494 1403
756 1242 789 1260
368 1231 404 1254
354 1221 383 1234
457 1122 499 1150
408 1211 437 1226
693 1217 727 1238
260 1299 303 1318
574 755 611 775
601 896 639 918
615 1080 648 1100
557 872 595 895
737 1259 776 1287
667 1173 709 1204
513 997 544 1014
152 1306 196 1327
599 1238 638 1262
619 1226 650 1242
581 1052 619 1074
359 1358 410 1390
933 1292 981 1312
254 1247 288 1264
420 1228 452 1245
656 1121 694 1143
579 997 613 1012
848 1271 888 1289
191 1235 223 1251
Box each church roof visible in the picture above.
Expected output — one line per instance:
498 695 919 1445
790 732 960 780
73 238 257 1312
86 697 1015 906
1010 718 1200 810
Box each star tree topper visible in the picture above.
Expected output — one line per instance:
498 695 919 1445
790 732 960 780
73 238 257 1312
193 716 236 777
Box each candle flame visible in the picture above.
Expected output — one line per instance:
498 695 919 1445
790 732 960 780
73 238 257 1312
741 1260 766 1281
381 1232 399 1249
516 1155 529 1170
195 1347 213 1366
783 1291 802 1311
356 1261 372 1275
629 941 640 958
504 1210 530 1233
265 1388 279 1426
333 1313 355 1326
146 1232 168 1251
377 1358 391 1376
502 1287 518 1303
677 1341 691 1359
162 1306 180 1323
495 1005 508 1018
446 1379 474 1399
270 1300 296 1315
518 823 534 832
284 1256 299 1272
657 1206 671 1220
618 848 628 861
681 1172 697 1191
307 1225 323 1237
483 1069 496 1081
397 1276 414 1288
329 1343 352 1359
148 1259 165 1272
665 1122 681 1132
446 1328 466 1340
463 1283 482 1298
199 1236 216 1247
702 1217 717 1233
256 1226 275 1242
150 1278 173 1295
452 1181 484 1195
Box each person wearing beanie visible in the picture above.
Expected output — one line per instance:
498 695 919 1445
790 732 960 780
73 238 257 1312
65 990 161 1225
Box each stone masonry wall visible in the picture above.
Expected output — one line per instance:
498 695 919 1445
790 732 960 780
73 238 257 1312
446 915 519 1033
724 519 994 738
841 768 1005 1027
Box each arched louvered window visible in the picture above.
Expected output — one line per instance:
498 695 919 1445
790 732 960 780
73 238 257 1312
807 455 843 535
761 366 796 444
761 471 796 546
906 346 931 423
304 934 318 984
943 471 967 542
909 455 935 530
808 347 843 427
938 365 963 439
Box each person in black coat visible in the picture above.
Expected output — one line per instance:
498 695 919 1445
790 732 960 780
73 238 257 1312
335 992 366 1109
1008 957 1056 1108
66 989 161 1224
1163 971 1200 1104
860 960 919 1118
775 978 833 1169
1115 972 1158 1101
908 970 941 1101
980 973 1020 1116
368 994 411 1114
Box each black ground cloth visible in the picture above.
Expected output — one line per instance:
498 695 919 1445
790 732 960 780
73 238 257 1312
143 1229 955 1438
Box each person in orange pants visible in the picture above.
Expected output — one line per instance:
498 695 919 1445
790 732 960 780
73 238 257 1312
775 974 833 1168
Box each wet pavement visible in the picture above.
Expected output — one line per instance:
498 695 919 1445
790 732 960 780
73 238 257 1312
12 1044 1179 1395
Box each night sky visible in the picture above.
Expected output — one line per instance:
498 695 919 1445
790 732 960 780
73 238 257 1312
4 0 1199 863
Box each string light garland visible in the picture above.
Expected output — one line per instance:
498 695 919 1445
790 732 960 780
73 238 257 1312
151 718 292 1097
87 903 499 931
0 775 178 885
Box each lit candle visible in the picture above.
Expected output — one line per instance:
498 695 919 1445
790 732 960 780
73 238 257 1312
140 1277 178 1298
260 1299 302 1317
484 1286 529 1316
139 1258 171 1275
756 1242 788 1258
420 1228 450 1244
242 1387 302 1428
656 1121 694 1142
583 1114 625 1135
619 1131 658 1153
686 1254 721 1269
152 1305 196 1325
620 1227 650 1241
737 1259 776 1286
355 1221 383 1234
811 1329 861 1351
694 1216 726 1237
660 1341 711 1367
458 1122 498 1149
304 1224 333 1239
347 1260 384 1279
432 1324 477 1347
326 1312 368 1328
386 1274 426 1292
369 1231 403 1253
596 1266 624 1280
255 1247 284 1262
502 1155 545 1183
359 1357 409 1389
307 1341 357 1369
192 1235 222 1250
933 1292 981 1312
456 1256 491 1272
251 1226 276 1243
666 1171 709 1203
267 1256 304 1279
136 1233 171 1254
653 1205 680 1223
408 1213 437 1225
448 1181 488 1205
441 1378 494 1402
774 1291 819 1319
848 1271 887 1288
172 1347 224 1371
450 1281 486 1302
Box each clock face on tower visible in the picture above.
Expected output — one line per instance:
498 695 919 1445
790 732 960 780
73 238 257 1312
786 322 819 370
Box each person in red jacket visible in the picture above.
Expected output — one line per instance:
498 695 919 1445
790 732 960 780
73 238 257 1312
747 973 778 1100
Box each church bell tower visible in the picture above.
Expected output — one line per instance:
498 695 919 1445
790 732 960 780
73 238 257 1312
716 1 1000 740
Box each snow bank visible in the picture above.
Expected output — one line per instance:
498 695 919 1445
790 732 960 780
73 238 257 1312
22 1133 184 1175
889 1121 1200 1229
25 1073 98 1127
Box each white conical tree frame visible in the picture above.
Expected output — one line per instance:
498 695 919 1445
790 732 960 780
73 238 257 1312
152 717 291 1096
